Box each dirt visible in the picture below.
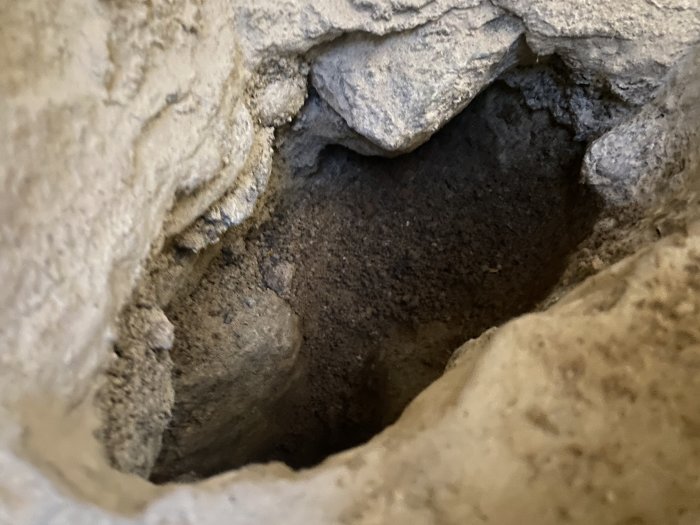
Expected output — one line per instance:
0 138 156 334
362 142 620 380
150 82 602 482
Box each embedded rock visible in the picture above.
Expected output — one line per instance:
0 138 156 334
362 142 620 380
494 0 700 104
501 60 633 141
310 0 700 154
312 5 524 151
583 47 700 207
278 90 386 176
249 58 310 128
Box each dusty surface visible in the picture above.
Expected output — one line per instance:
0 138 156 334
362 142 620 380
152 83 600 481
97 304 176 478
1 0 697 411
0 0 699 524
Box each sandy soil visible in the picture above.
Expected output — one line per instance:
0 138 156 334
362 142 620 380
152 83 602 481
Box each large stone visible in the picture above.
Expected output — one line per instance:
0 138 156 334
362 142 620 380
494 0 700 104
583 44 700 206
309 0 700 154
312 4 524 151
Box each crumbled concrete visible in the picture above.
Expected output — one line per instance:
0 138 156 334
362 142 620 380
501 58 633 141
96 305 175 478
249 58 310 127
0 0 699 524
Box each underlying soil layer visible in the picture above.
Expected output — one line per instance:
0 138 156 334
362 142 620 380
151 83 602 482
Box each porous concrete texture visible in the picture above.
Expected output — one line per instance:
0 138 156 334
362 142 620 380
0 0 699 524
501 59 633 141
97 304 175 478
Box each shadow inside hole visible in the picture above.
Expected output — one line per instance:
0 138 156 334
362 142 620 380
151 82 603 483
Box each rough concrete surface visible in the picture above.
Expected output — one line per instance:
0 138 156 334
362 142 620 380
0 0 699 524
311 5 524 151
153 82 598 482
278 90 387 177
311 0 700 153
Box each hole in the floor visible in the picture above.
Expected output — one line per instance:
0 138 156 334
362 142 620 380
150 81 602 483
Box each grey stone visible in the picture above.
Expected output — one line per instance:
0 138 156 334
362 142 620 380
502 61 633 141
312 5 524 151
583 46 700 206
151 288 303 481
494 0 700 104
308 0 699 155
278 90 386 176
